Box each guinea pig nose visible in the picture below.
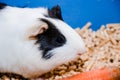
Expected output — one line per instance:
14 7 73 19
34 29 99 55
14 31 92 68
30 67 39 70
78 53 82 55
55 35 66 45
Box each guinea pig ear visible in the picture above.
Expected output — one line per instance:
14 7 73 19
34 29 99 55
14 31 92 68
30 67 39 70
0 2 7 9
29 24 48 40
48 5 63 20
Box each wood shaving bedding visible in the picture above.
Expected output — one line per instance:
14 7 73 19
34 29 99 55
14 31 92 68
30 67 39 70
0 23 120 80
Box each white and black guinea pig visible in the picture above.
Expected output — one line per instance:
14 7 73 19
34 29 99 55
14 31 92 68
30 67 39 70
0 2 86 78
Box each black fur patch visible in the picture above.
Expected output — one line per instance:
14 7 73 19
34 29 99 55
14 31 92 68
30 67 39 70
0 2 7 9
48 5 63 20
36 19 66 59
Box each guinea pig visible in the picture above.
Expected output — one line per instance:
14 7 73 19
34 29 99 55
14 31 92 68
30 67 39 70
0 2 86 79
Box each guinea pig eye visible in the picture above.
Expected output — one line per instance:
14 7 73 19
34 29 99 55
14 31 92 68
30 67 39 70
54 35 66 45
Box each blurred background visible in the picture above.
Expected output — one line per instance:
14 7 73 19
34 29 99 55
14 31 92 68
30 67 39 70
0 0 120 30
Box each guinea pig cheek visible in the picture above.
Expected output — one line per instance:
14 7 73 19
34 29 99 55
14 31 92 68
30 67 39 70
51 45 79 65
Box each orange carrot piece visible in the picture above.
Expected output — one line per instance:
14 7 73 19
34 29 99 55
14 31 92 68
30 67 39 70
60 66 120 80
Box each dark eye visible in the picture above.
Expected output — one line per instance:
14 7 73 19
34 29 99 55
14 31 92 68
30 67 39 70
55 35 66 45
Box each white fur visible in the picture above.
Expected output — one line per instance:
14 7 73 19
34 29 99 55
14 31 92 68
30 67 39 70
0 6 86 78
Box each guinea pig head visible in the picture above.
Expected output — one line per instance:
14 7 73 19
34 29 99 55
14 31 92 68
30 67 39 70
28 5 86 72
